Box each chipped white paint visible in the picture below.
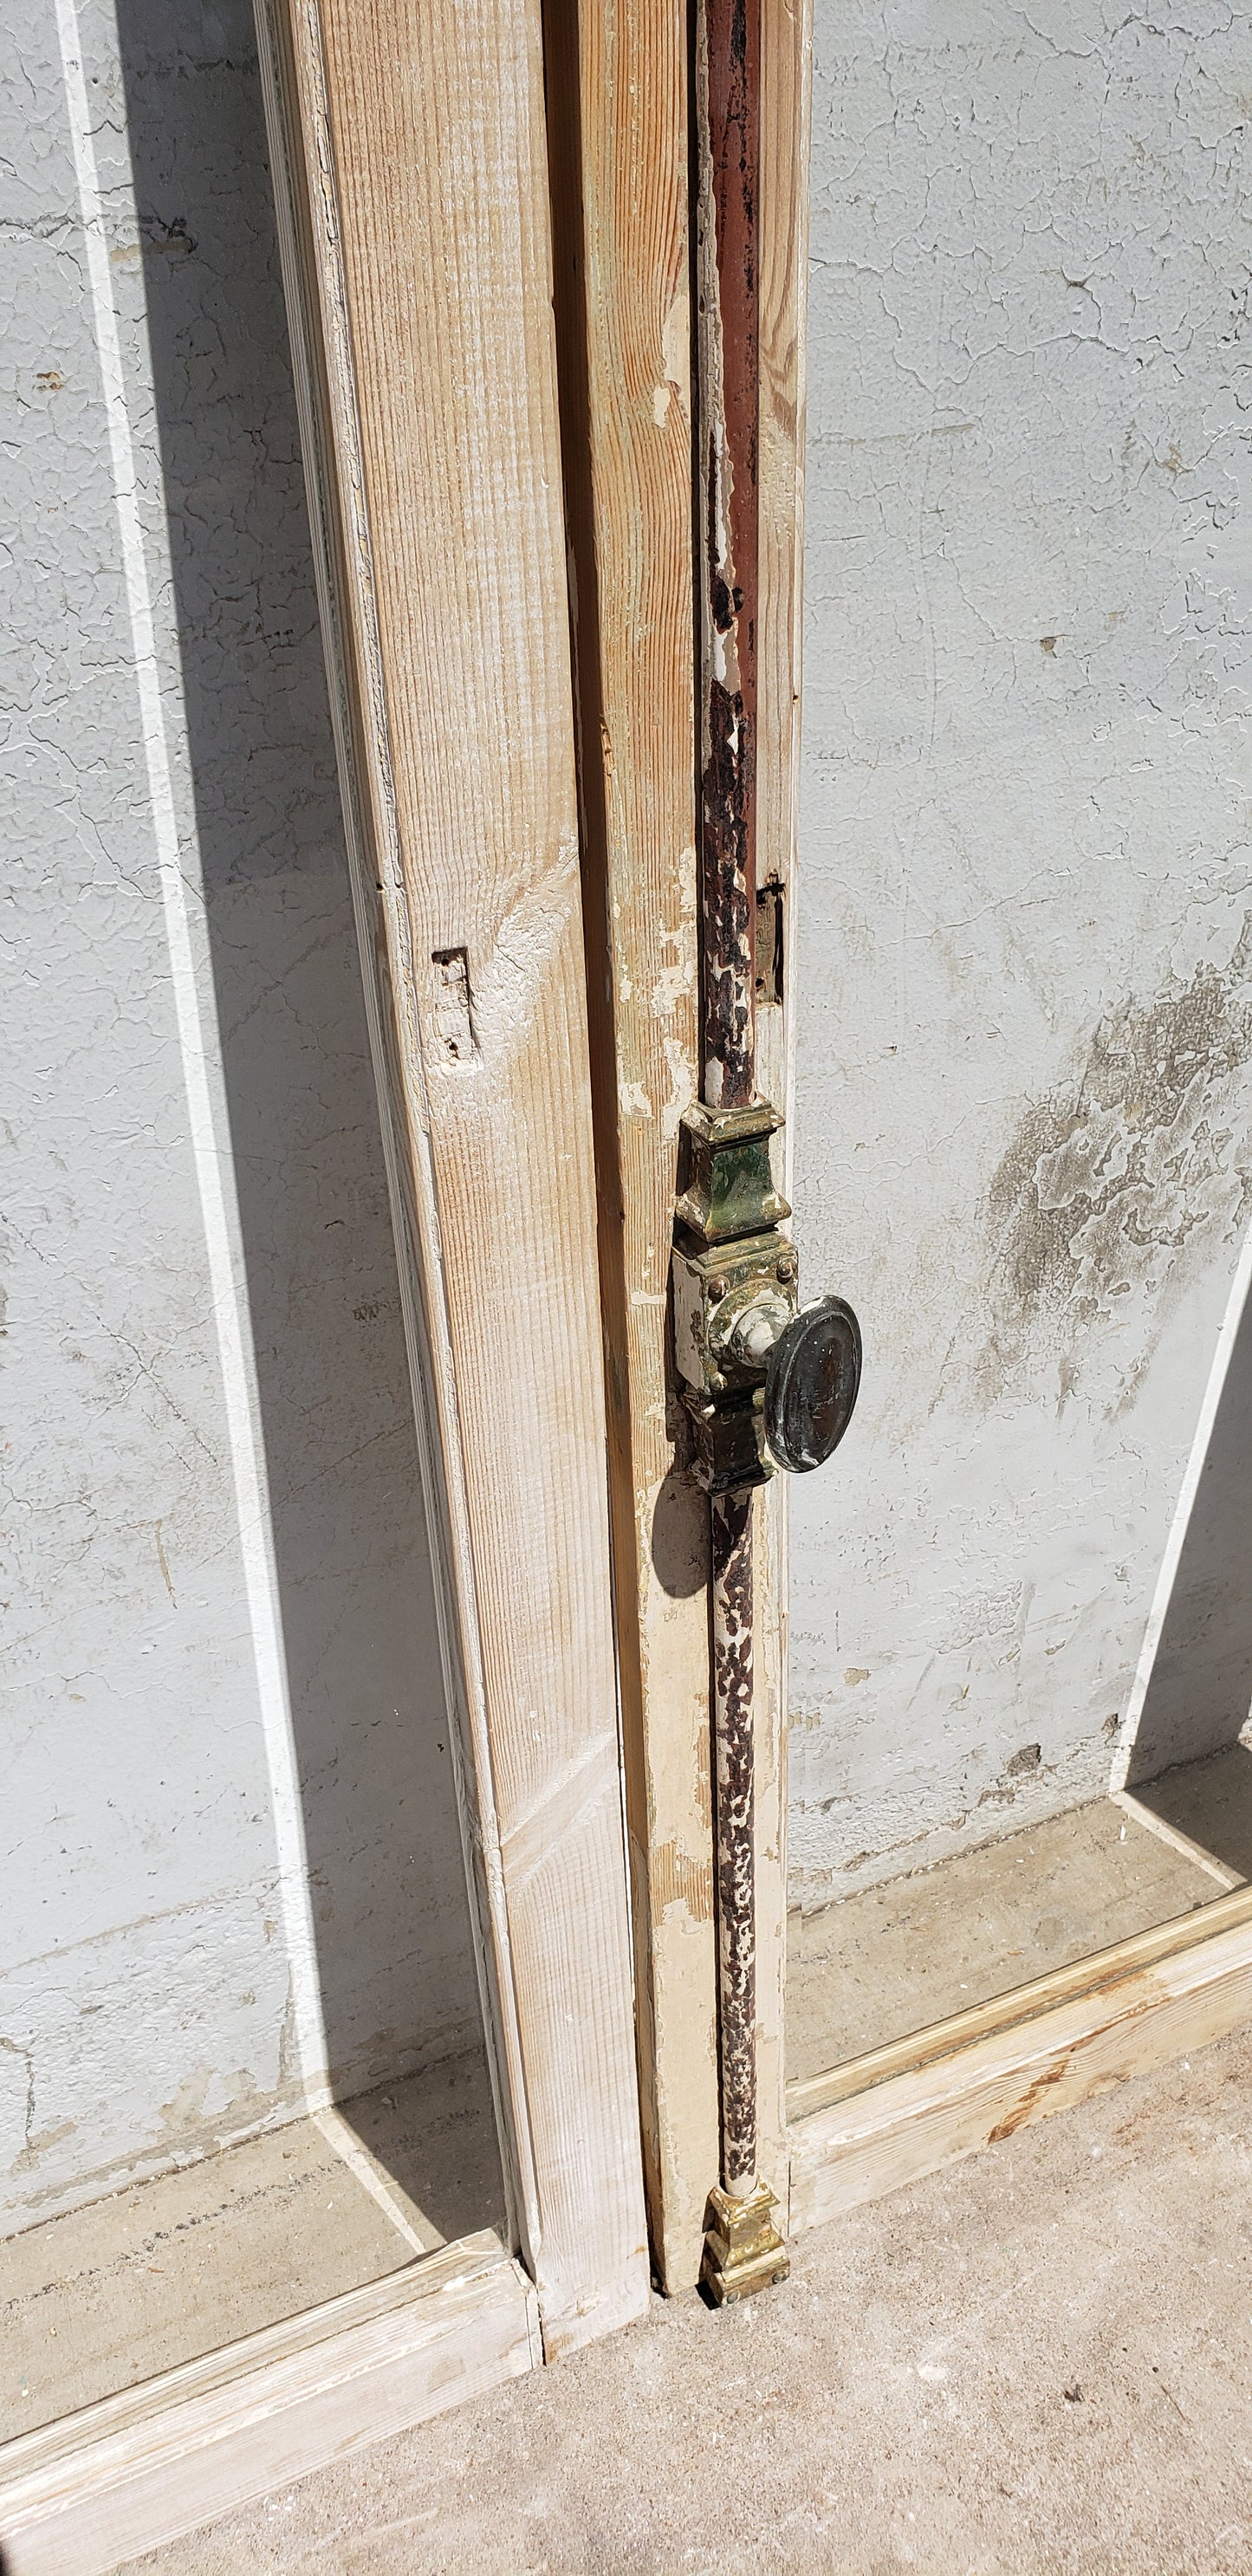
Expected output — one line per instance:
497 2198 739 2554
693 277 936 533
789 1 1252 1906
2 0 483 2233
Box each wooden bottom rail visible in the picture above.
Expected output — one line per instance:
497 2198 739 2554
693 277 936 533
0 2231 539 2576
10 1906 1250 2576
788 1898 1252 2235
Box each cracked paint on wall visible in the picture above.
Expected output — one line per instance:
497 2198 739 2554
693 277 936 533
789 0 1252 1908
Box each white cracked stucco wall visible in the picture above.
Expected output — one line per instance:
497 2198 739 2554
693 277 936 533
789 0 1252 1907
1 0 486 2233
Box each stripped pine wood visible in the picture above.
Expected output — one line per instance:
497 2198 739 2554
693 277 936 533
788 1896 1252 2235
754 0 814 2224
0 2235 536 2576
542 0 814 2274
543 0 717 2289
787 1879 1252 2122
254 0 649 2353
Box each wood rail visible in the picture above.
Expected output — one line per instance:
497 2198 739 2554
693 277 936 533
0 2235 535 2576
789 1889 1252 2233
542 0 716 2295
541 0 811 2283
253 0 649 2354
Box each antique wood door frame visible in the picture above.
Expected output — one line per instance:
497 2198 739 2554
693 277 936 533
251 0 798 2314
255 0 1252 2317
251 0 651 2352
543 0 804 2290
254 0 1252 2322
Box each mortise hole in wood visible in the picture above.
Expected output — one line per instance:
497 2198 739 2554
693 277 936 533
431 946 478 1061
754 880 783 1007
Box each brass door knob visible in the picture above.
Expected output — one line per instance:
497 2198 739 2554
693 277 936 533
763 1295 861 1474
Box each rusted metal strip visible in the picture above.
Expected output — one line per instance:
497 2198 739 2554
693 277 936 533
695 0 760 1115
693 0 788 2300
710 1486 756 2192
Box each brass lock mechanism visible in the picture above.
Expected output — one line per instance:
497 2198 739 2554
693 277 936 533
673 1235 800 1398
673 1100 861 1493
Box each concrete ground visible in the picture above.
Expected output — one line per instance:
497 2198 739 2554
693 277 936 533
133 2021 1252 2575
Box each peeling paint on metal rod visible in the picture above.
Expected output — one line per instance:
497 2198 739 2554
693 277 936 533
696 0 763 2212
710 1485 756 2194
697 0 759 1121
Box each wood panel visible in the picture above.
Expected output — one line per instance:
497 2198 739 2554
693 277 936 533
253 0 649 2352
540 0 814 2278
788 1901 1252 2235
0 2235 536 2576
543 0 717 2288
787 1879 1252 2122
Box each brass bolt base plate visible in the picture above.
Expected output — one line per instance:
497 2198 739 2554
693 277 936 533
699 2180 789 2306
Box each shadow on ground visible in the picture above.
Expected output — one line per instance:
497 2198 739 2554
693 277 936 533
1130 1742 1252 1885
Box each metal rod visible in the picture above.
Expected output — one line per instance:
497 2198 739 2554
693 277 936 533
695 0 767 2218
710 1485 756 2194
696 0 760 1119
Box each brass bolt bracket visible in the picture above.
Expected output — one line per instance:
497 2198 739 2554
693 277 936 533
674 1103 796 2300
698 2179 789 2306
673 1100 797 1492
675 1098 788 1245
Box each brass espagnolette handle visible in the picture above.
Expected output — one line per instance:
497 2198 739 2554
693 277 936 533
672 1102 862 1492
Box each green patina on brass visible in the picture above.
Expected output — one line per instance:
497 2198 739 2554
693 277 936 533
675 1100 789 1247
673 1098 795 1489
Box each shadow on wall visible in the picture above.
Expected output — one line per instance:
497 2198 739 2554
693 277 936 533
112 0 498 2241
1121 1224 1252 1851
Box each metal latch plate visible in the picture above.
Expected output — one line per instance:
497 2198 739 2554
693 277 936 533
673 1234 799 1397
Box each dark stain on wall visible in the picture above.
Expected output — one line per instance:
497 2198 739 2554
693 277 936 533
979 923 1252 1402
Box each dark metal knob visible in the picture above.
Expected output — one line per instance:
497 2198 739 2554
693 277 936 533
763 1294 861 1475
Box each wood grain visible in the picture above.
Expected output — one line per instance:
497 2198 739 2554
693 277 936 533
254 0 649 2353
0 2235 536 2576
543 0 718 2287
787 1878 1252 2121
540 0 814 2267
788 1900 1252 2235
